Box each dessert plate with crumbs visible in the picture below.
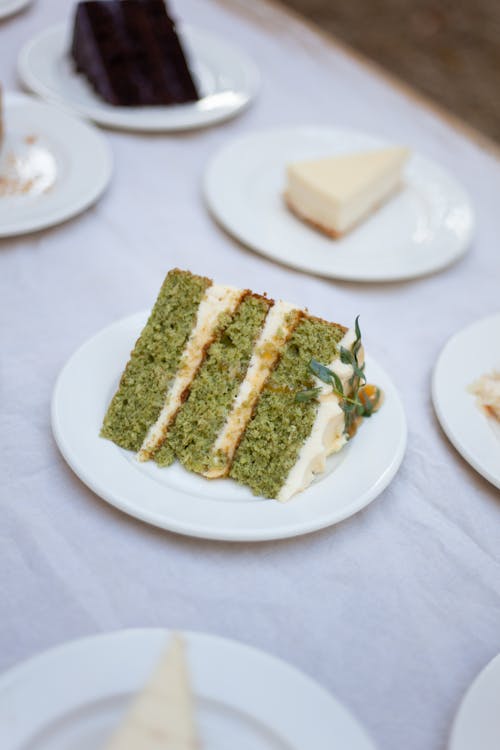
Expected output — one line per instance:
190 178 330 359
0 92 111 237
433 312 500 490
51 270 406 541
0 629 376 749
204 127 474 282
18 23 259 132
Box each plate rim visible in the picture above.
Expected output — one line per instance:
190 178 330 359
0 0 31 21
0 91 112 237
0 627 377 749
432 312 500 490
17 22 260 132
203 125 475 283
449 652 500 750
51 310 407 542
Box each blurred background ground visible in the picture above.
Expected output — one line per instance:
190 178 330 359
280 0 500 144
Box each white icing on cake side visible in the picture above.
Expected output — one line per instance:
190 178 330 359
277 328 360 502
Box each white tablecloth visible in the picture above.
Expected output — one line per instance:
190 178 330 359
2 1 500 749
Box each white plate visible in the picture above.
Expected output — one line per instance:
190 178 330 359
432 313 500 490
449 653 500 750
0 93 112 237
0 629 376 750
51 310 407 542
204 127 474 282
18 23 259 132
0 0 31 20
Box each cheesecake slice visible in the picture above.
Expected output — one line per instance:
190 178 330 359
285 146 410 237
105 635 199 750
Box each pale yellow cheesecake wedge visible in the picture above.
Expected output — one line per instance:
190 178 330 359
285 146 410 237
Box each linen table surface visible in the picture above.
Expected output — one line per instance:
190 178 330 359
1 2 500 749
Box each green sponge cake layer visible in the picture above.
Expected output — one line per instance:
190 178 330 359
162 294 272 473
229 316 345 499
101 269 211 451
137 283 244 461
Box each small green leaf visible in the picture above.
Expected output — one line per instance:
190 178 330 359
355 315 361 342
353 316 362 359
295 387 321 403
330 370 344 397
341 400 357 414
309 358 334 385
340 346 354 365
353 362 367 385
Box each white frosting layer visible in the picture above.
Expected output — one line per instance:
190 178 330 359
204 300 300 478
286 147 409 234
277 328 359 503
105 635 198 750
137 284 243 461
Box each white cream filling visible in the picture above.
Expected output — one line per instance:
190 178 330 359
277 328 359 503
204 300 300 478
137 284 243 462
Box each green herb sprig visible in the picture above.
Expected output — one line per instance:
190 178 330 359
295 316 381 435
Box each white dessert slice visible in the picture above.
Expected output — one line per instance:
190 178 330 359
137 284 244 461
285 146 410 237
105 634 199 750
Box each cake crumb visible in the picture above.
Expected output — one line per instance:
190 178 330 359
468 370 500 422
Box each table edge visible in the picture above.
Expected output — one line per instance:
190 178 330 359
214 0 500 161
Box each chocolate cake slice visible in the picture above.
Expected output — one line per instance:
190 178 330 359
71 0 199 106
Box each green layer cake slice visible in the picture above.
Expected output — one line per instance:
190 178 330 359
101 268 376 501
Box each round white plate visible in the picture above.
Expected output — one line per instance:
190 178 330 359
449 653 500 750
0 629 376 750
204 127 474 282
432 313 500 490
0 93 112 237
18 23 259 132
0 0 31 20
51 310 407 542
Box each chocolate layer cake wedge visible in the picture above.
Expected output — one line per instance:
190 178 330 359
71 0 199 106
